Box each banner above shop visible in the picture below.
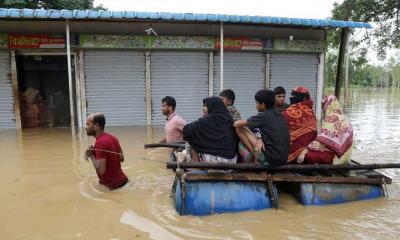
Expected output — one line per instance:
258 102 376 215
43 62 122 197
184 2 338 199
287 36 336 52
80 34 215 49
8 34 65 49
216 37 264 50
274 39 326 52
0 34 7 48
151 36 215 49
79 34 325 52
1 33 325 52
80 35 148 48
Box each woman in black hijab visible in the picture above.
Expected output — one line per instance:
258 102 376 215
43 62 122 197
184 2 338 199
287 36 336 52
183 96 238 163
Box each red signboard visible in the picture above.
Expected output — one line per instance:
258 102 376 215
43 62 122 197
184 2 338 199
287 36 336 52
215 37 264 50
9 34 65 49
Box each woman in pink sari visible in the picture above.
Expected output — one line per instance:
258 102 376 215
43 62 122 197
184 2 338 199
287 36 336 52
297 95 353 165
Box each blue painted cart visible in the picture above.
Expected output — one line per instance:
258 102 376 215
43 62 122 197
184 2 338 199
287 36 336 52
169 159 391 216
281 166 389 206
297 183 384 205
284 182 385 206
172 171 278 216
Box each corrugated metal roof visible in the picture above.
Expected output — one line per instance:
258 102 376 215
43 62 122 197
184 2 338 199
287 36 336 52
0 8 372 29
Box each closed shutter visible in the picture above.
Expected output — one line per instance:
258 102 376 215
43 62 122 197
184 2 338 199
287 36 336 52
0 51 15 129
214 52 265 119
270 53 319 104
151 51 209 125
84 50 146 126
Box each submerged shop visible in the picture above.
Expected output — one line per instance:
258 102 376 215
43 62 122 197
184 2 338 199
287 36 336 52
0 9 371 130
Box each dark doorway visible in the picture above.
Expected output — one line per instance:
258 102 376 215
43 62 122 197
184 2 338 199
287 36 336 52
17 55 71 128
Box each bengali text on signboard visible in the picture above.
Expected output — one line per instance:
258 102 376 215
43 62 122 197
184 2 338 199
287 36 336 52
8 34 65 49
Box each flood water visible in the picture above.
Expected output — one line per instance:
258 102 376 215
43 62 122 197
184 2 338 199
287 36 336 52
0 88 399 239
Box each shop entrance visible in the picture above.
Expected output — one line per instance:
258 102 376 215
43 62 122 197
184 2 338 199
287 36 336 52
16 55 72 128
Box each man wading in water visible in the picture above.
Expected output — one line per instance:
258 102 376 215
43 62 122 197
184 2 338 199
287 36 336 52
85 113 128 190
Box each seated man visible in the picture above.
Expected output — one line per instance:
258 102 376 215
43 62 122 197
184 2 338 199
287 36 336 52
85 113 128 190
219 89 241 121
159 96 187 143
234 89 290 166
273 86 290 112
183 96 238 163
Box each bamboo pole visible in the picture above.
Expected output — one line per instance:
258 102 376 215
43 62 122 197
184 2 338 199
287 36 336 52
183 172 389 185
334 28 350 99
66 20 76 133
144 142 185 149
167 162 400 173
10 50 21 130
316 53 325 121
145 51 152 125
78 50 87 127
344 30 351 107
74 53 82 127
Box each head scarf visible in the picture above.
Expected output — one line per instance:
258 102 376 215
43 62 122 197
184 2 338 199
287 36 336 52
322 95 342 115
183 96 238 159
293 86 310 94
316 95 353 157
290 86 312 105
203 97 231 119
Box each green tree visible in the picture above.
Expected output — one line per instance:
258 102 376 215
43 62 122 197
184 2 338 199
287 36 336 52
0 0 106 10
325 51 400 88
325 51 338 87
386 56 400 88
329 0 400 60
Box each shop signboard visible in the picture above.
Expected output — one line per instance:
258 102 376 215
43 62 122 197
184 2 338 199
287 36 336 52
151 36 215 49
80 34 215 49
274 39 326 52
79 34 326 52
216 37 264 50
79 34 149 48
8 34 65 49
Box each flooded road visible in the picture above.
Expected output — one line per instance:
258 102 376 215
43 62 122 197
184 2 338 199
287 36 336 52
0 89 399 239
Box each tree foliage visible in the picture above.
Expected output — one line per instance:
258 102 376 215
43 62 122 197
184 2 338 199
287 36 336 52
326 51 400 88
0 0 106 10
329 0 400 59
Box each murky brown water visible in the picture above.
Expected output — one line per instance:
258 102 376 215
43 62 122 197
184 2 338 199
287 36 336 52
1 89 399 239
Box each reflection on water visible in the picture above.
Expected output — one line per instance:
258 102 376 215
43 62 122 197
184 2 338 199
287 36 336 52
346 89 400 164
120 210 183 240
0 89 399 239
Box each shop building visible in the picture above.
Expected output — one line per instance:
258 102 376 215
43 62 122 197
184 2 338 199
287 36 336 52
0 9 371 130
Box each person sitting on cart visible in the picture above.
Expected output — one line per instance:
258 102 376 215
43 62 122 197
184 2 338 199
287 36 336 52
281 86 317 163
219 89 241 121
297 95 353 165
234 89 290 166
273 86 290 112
183 96 238 163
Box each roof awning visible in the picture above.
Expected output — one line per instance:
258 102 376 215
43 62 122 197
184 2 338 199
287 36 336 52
0 8 372 29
